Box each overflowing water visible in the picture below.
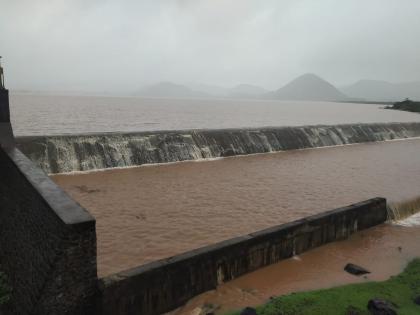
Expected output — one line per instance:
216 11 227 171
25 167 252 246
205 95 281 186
387 196 420 220
51 138 420 277
170 222 420 315
17 122 420 173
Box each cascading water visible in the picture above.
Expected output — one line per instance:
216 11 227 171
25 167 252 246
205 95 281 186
387 196 420 221
15 122 420 174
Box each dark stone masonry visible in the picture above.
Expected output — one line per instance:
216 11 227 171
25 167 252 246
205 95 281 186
1 89 96 314
0 147 97 314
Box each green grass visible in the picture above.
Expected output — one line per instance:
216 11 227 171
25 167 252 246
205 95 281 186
227 259 420 315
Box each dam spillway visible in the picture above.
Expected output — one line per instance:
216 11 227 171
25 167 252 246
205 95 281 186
52 137 420 276
16 122 420 173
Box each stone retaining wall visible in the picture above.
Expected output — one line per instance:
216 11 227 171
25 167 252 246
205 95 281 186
0 146 97 314
97 198 387 315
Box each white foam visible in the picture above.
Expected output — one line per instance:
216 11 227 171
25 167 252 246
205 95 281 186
393 212 420 227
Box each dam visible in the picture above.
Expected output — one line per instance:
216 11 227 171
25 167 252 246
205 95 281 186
2 91 420 314
15 122 420 174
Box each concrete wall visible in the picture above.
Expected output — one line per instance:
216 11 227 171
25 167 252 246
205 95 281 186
97 198 387 315
0 87 97 314
0 89 14 148
0 146 97 314
0 89 9 122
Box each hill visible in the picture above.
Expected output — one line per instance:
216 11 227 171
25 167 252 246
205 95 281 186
267 73 348 101
342 80 420 102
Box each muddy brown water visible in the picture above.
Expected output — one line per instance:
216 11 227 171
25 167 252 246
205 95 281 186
169 220 420 314
51 138 420 278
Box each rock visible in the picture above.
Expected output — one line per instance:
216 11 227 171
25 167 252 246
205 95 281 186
240 307 257 315
413 296 420 305
344 263 371 276
367 298 397 315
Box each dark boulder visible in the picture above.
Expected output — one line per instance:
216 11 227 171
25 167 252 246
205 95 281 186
344 263 371 276
413 296 420 305
367 298 397 315
240 307 257 315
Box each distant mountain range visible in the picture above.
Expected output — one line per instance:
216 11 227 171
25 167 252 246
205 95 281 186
136 74 420 102
136 74 346 101
341 80 420 102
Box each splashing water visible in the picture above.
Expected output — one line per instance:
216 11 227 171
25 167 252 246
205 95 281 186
388 196 420 221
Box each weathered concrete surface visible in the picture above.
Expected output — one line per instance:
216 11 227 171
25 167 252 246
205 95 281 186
16 122 420 174
0 146 97 314
97 198 387 315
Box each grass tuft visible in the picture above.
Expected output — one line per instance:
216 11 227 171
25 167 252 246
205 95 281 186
226 258 420 315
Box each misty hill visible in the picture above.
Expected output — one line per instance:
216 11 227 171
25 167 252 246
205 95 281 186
227 84 268 98
342 80 420 102
137 82 208 98
190 83 267 98
267 73 349 101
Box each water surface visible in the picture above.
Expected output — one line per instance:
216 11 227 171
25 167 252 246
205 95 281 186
171 220 420 314
10 94 420 136
51 138 420 276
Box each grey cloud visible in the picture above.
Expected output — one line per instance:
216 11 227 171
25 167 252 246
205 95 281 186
0 0 419 92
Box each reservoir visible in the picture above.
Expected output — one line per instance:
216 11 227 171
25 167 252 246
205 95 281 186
51 138 420 277
10 94 420 136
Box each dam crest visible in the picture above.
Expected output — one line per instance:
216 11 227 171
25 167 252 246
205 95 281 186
16 122 420 173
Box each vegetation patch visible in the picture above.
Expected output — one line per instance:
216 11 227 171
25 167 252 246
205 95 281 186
227 259 420 315
386 99 420 113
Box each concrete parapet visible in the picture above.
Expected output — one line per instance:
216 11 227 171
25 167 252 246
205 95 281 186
97 198 387 315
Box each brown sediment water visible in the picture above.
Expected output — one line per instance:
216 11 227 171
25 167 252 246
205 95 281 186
51 138 420 277
170 220 420 314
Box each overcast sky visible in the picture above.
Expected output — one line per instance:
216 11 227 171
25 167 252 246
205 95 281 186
1 0 420 92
